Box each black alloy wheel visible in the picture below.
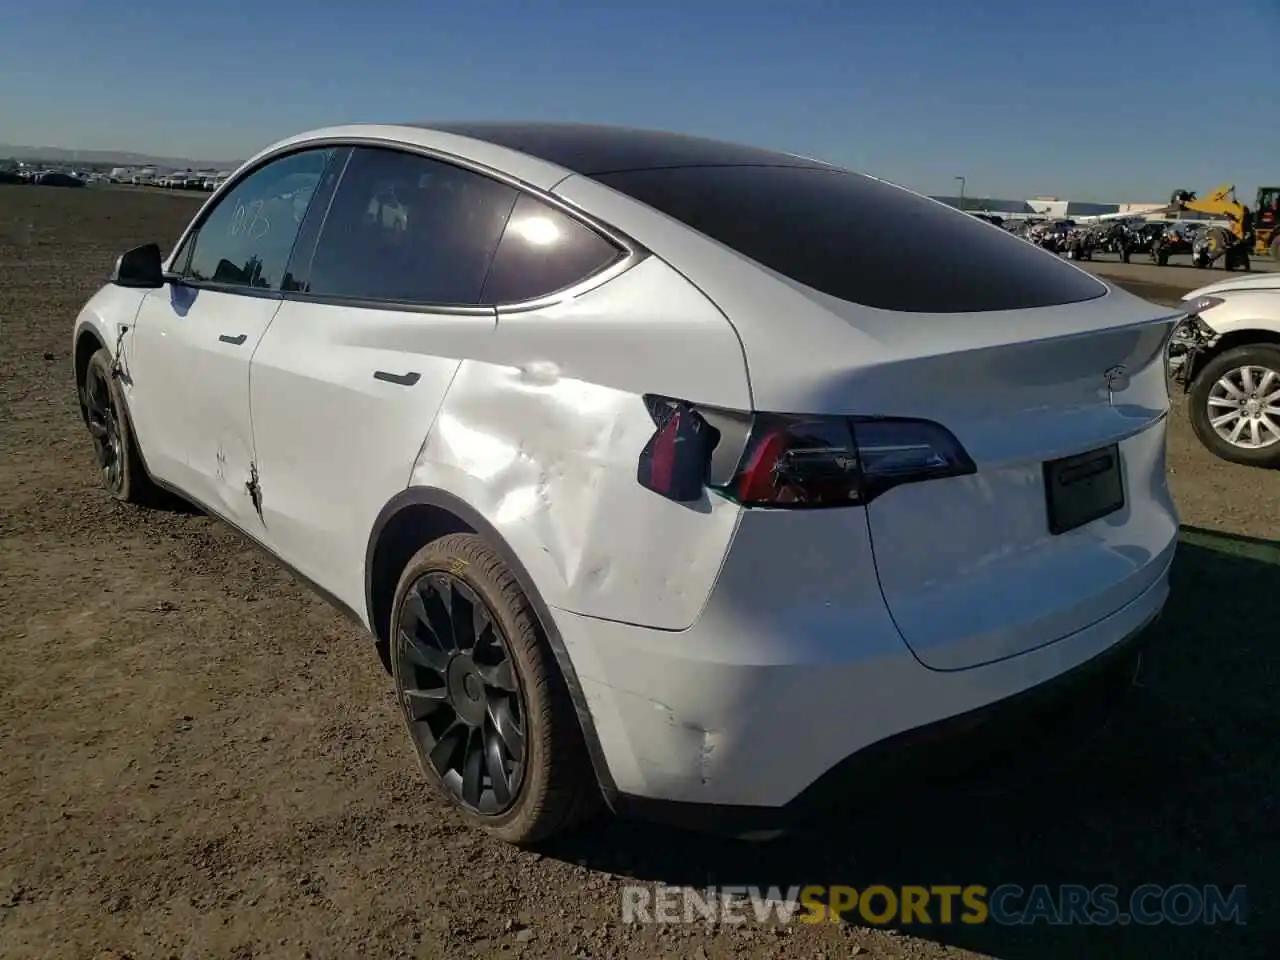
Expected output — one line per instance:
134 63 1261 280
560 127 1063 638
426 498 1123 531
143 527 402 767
394 571 526 814
80 347 157 504
83 361 124 494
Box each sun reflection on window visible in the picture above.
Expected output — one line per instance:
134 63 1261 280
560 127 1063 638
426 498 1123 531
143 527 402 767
511 216 560 246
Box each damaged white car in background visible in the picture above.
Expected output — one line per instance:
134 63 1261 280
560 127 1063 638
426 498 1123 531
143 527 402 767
1168 272 1280 468
73 122 1181 844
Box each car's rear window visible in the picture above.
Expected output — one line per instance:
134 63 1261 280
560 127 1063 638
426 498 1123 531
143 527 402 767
593 165 1107 313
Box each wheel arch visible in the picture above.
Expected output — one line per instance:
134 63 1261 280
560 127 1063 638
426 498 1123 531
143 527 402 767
73 325 107 421
364 486 620 801
365 492 475 648
1189 328 1280 385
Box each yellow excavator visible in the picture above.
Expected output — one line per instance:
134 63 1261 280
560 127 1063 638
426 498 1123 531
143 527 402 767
1151 185 1255 270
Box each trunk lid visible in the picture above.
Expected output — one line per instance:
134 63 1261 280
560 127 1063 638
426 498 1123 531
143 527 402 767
778 286 1181 671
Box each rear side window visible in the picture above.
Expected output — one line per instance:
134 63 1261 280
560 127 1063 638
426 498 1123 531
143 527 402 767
480 194 623 304
306 147 518 305
594 166 1107 312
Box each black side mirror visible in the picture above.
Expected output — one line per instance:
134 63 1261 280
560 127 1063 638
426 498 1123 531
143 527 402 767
111 243 165 288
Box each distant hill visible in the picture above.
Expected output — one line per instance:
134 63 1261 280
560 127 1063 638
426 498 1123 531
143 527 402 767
0 143 242 170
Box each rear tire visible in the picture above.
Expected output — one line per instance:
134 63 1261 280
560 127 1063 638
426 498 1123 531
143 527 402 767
1188 344 1280 468
389 533 601 844
80 348 158 503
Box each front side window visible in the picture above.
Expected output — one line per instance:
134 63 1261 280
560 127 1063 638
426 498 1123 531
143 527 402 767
306 148 519 305
480 193 624 304
183 149 333 291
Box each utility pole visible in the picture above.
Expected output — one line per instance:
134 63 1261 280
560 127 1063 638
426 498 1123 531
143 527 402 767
955 176 967 212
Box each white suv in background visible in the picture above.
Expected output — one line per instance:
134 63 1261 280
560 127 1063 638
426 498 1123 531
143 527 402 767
1169 273 1280 468
73 123 1180 844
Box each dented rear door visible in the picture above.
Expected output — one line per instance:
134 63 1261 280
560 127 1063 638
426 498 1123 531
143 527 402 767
245 145 516 613
248 299 482 612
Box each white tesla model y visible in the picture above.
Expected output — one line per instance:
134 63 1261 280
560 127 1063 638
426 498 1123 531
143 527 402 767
73 123 1180 843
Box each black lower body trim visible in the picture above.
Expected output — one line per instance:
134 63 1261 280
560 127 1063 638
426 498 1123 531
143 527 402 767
609 617 1156 838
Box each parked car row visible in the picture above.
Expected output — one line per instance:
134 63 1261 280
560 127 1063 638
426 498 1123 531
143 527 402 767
99 167 230 190
0 164 231 190
0 168 86 187
152 171 228 191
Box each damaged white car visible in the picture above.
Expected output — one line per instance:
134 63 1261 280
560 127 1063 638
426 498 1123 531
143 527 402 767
1168 273 1280 468
73 123 1181 844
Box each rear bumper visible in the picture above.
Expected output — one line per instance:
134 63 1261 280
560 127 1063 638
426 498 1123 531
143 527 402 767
609 611 1155 837
552 504 1174 819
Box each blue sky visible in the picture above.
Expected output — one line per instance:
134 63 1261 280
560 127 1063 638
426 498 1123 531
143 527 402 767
1 0 1276 201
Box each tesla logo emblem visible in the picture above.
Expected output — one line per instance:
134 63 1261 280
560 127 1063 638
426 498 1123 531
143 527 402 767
1104 365 1129 405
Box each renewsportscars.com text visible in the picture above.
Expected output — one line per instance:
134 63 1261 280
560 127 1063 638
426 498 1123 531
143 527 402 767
621 883 1249 926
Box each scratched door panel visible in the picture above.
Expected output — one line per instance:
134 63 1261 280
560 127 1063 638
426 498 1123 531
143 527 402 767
248 300 493 612
126 283 280 520
185 291 282 524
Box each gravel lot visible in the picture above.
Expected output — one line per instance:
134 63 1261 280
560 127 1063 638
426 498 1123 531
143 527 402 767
2 185 1278 960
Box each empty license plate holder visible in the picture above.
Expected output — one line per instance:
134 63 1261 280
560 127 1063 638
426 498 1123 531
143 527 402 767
1044 444 1124 535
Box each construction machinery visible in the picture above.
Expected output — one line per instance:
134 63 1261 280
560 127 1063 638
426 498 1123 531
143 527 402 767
1255 186 1280 261
1151 185 1254 269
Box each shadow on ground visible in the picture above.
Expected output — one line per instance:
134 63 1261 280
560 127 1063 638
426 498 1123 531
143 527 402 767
543 525 1279 959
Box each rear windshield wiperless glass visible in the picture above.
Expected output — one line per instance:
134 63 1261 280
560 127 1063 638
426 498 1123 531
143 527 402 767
593 166 1107 313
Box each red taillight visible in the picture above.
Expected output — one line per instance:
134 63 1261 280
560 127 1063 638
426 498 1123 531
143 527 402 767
728 415 975 508
637 397 975 508
733 418 864 506
636 399 719 502
735 428 792 502
647 408 681 493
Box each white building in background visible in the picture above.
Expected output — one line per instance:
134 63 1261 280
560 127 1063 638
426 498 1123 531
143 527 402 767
1118 203 1172 216
931 194 1177 223
1026 197 1118 219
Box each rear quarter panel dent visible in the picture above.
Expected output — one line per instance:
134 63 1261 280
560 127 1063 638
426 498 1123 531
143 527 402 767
410 361 743 630
407 258 749 631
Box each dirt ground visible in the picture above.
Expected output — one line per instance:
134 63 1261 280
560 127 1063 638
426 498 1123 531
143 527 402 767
2 185 1278 960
